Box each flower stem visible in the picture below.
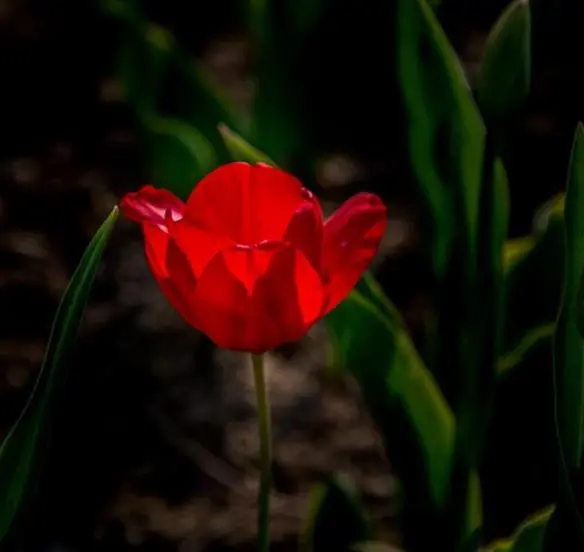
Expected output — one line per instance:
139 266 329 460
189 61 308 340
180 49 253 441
251 353 272 552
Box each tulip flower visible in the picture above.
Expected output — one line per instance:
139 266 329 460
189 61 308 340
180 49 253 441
120 162 387 353
120 161 386 552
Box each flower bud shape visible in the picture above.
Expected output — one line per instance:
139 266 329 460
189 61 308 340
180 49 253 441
120 162 387 353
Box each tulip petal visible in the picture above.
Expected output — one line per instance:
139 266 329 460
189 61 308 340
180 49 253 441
163 237 201 327
170 219 235 278
140 223 198 327
143 223 170 278
219 241 285 293
184 162 309 244
249 246 324 352
283 191 324 271
189 251 250 350
120 185 184 232
189 244 324 353
322 193 387 314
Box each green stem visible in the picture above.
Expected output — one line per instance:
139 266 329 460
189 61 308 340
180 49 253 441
251 353 272 552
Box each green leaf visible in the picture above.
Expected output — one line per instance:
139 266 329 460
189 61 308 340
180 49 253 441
326 290 454 510
324 272 396 379
456 153 508 457
553 124 584 469
502 194 565 356
550 123 584 548
486 506 554 552
218 123 276 166
0 207 119 542
486 157 511 272
477 0 531 123
301 474 371 552
144 114 217 199
355 272 402 327
396 0 485 279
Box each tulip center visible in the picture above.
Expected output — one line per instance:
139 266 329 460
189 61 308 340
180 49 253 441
234 240 282 251
228 240 286 293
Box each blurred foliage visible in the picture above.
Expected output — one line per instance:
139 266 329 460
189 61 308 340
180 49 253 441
396 0 484 282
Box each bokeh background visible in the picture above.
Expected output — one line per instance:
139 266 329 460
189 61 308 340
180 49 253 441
1 0 583 550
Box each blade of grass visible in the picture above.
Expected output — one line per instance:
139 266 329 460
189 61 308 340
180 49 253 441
0 207 119 542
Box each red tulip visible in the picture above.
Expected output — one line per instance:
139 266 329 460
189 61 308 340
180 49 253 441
120 162 387 353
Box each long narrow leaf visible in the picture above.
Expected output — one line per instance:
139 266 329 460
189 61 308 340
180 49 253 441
0 207 119 542
501 194 564 364
554 124 584 468
551 123 584 546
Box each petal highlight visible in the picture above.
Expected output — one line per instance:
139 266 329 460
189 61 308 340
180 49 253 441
184 162 309 244
249 246 324 352
322 193 387 314
189 245 324 353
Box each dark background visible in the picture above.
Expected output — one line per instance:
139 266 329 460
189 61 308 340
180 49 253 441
0 0 582 550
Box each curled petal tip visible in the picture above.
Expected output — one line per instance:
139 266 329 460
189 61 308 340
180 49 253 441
322 192 387 314
120 185 184 231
